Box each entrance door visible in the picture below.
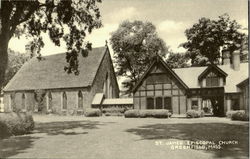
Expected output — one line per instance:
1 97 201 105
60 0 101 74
146 97 154 109
207 96 224 117
164 97 172 111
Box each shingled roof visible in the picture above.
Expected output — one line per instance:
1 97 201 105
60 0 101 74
173 63 249 93
4 46 108 91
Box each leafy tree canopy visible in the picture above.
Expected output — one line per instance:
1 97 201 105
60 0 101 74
3 49 29 88
165 52 190 68
110 20 169 93
181 14 246 65
0 0 102 90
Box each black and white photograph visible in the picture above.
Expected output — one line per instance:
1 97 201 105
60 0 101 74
0 0 249 158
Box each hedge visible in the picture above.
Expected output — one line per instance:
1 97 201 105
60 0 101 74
0 112 35 139
124 109 170 118
102 107 127 116
226 110 249 121
84 109 102 117
186 110 204 118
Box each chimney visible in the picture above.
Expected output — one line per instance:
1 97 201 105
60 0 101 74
25 44 31 55
232 50 240 71
222 50 230 65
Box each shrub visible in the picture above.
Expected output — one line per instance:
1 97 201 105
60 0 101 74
226 110 240 118
186 110 204 118
0 112 35 137
102 107 127 116
84 109 102 117
124 110 140 118
230 110 249 121
0 120 10 139
124 109 169 118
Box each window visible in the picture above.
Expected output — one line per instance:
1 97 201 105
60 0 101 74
78 91 83 109
48 92 52 110
164 97 172 111
146 97 154 109
10 93 15 110
21 93 25 110
155 97 163 109
191 100 198 110
103 73 110 98
62 92 67 110
206 72 219 87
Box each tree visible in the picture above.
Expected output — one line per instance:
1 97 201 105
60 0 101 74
165 52 190 68
3 49 29 88
110 20 169 93
0 0 102 90
181 14 246 65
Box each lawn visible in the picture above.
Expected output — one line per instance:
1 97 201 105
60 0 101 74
0 115 248 159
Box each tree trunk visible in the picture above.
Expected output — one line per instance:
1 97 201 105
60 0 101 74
0 32 10 91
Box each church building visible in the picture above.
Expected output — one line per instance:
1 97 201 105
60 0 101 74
3 46 119 115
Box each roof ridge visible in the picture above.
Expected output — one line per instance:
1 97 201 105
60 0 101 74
37 46 107 58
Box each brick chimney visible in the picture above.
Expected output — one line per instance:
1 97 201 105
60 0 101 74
232 50 240 71
222 50 230 65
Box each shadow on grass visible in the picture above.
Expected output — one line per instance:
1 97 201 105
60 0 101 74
0 120 114 158
0 136 40 158
34 120 107 136
126 122 249 159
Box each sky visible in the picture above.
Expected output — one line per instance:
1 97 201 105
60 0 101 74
9 0 248 56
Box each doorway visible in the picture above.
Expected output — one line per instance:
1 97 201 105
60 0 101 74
202 96 224 117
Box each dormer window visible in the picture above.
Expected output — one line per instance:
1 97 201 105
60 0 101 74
198 64 228 88
206 72 219 87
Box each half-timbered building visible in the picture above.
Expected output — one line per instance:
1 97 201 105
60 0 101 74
133 50 248 116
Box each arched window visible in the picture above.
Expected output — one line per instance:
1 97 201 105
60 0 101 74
62 92 67 110
156 97 163 109
78 91 83 109
48 92 52 110
103 73 109 98
9 93 15 110
22 93 25 110
109 83 112 98
146 97 154 109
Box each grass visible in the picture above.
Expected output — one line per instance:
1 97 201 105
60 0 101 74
0 115 248 159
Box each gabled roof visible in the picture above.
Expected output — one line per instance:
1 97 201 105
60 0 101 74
173 63 249 93
4 46 108 91
92 93 104 105
237 78 249 87
198 64 228 81
133 56 189 92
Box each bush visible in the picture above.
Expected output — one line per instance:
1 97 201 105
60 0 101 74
229 110 249 121
0 112 35 138
124 109 169 118
124 110 140 118
186 110 204 118
226 110 240 118
84 109 102 117
102 107 127 116
0 120 10 139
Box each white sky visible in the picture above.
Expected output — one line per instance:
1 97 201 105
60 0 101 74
9 0 248 56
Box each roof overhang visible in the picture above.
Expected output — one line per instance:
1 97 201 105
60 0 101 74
198 64 228 81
